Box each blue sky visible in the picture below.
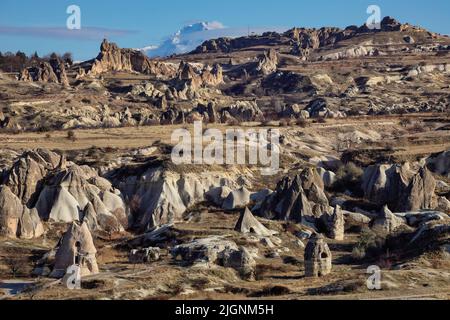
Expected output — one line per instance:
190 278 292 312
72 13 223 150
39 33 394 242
1 0 449 60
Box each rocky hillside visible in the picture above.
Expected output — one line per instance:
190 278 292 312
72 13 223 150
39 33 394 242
0 17 448 134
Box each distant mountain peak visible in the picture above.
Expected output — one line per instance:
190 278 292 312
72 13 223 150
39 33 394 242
141 21 225 57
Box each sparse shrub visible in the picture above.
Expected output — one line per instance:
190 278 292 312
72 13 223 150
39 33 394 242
5 256 27 278
37 125 51 133
67 130 76 141
226 118 240 126
296 118 308 128
410 122 426 133
249 285 291 297
333 162 364 194
351 228 386 261
279 119 289 127
400 118 412 127
317 117 327 124
45 133 51 139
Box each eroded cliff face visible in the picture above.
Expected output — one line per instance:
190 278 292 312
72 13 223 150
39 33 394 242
257 168 332 223
362 163 437 212
88 39 177 78
20 58 69 87
194 16 427 54
0 149 128 239
109 164 245 230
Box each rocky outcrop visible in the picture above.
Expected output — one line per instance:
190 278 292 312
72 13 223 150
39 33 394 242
0 186 44 239
306 98 346 118
111 164 241 230
176 61 223 89
50 222 99 278
379 16 403 32
34 165 127 232
6 148 61 205
129 247 161 264
316 46 383 61
234 207 276 237
88 39 176 78
222 246 256 281
304 234 332 277
191 102 219 124
222 187 251 210
0 149 128 237
257 168 332 224
171 237 256 280
20 58 69 86
325 205 345 240
318 167 337 188
206 186 233 207
362 163 437 212
370 205 405 234
220 101 265 123
194 17 418 57
427 150 450 178
262 72 316 94
200 64 224 87
255 49 278 75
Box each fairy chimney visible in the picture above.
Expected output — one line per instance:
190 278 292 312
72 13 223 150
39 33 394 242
304 234 332 277
50 222 99 278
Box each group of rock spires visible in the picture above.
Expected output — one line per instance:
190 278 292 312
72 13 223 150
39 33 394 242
0 149 127 240
88 39 177 78
18 39 225 92
195 16 419 55
176 61 223 89
2 147 445 281
20 55 69 87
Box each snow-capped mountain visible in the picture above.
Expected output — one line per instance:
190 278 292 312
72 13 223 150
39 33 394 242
141 21 225 57
140 22 289 57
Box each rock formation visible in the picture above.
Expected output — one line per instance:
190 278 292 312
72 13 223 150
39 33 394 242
362 163 437 212
171 237 256 280
50 222 99 278
111 164 241 230
326 205 345 241
194 17 416 56
88 39 176 78
220 100 265 122
129 247 161 264
262 71 316 94
222 187 251 210
318 167 337 188
304 234 332 277
306 98 346 118
222 246 256 281
255 49 278 75
258 168 332 223
0 185 44 239
176 61 223 89
0 149 128 237
234 207 276 237
427 150 450 178
206 186 233 207
371 205 405 234
19 57 69 86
